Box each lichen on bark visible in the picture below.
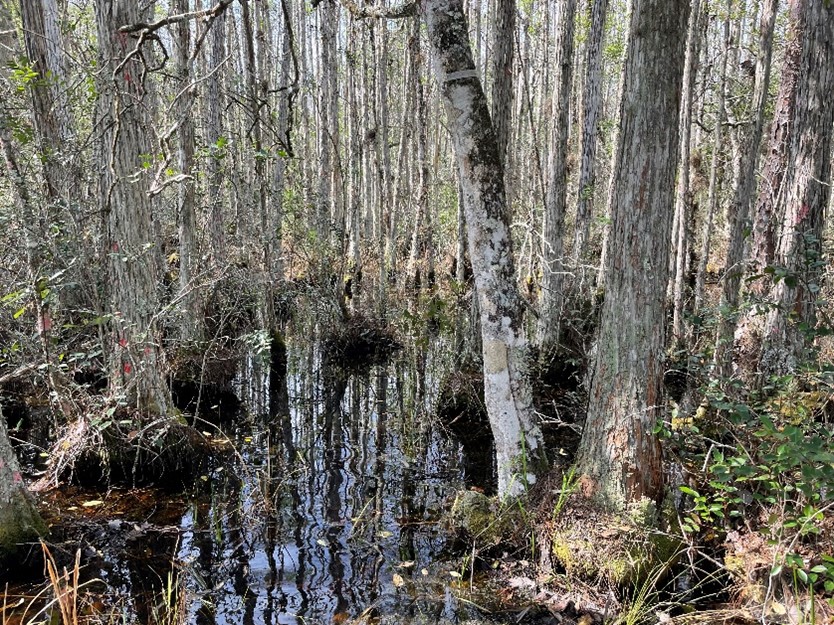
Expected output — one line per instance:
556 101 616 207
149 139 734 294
423 0 547 496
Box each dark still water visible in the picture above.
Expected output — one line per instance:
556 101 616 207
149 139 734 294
32 335 490 625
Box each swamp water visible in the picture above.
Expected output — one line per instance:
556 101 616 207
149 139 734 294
9 336 499 625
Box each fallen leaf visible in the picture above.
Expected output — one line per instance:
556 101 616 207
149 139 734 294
82 500 104 507
449 571 462 578
376 530 393 539
392 573 405 587
507 576 536 590
398 560 415 568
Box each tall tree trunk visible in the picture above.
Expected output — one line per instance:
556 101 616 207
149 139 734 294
576 0 689 508
407 30 430 291
273 0 297 284
573 0 608 265
17 0 79 325
750 3 802 285
241 0 278 330
318 0 341 250
423 0 547 497
713 0 777 378
2 6 73 422
694 6 731 315
95 0 170 413
375 17 393 308
346 19 363 300
0 8 46 559
490 0 514 167
760 0 834 377
536 0 576 351
175 0 201 342
19 0 72 205
386 21 417 280
205 0 227 266
670 0 703 343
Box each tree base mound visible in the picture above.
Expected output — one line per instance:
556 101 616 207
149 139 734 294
321 314 402 372
37 413 216 490
169 345 242 422
537 491 681 588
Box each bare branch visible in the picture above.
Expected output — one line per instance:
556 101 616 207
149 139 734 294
335 0 417 19
119 0 235 35
149 173 195 197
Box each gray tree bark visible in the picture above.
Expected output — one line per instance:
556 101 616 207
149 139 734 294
713 0 777 378
175 0 200 342
694 7 731 316
0 10 46 556
386 20 417 279
576 0 689 508
0 406 46 563
670 0 703 343
490 0 514 167
573 0 608 265
19 0 73 204
536 0 576 351
750 2 802 287
2 5 74 421
205 0 227 266
407 29 430 291
760 0 834 376
95 0 170 413
318 0 340 247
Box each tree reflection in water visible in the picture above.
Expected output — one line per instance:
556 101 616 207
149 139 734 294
167 334 480 625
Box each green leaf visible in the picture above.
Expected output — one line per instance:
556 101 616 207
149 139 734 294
1 290 23 304
679 486 699 497
13 307 25 319
770 564 783 577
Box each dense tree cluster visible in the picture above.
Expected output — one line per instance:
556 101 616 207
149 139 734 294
1 0 833 599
